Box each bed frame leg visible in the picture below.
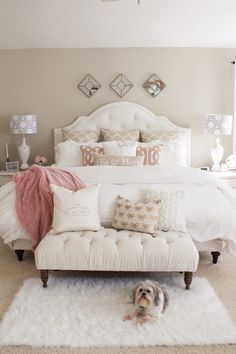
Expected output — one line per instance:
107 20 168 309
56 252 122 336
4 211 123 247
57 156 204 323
40 270 48 288
15 250 24 262
211 251 221 264
184 272 192 290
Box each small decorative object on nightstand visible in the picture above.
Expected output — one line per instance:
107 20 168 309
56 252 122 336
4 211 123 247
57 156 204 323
226 154 236 170
5 161 19 173
204 114 232 171
10 114 37 170
34 155 48 166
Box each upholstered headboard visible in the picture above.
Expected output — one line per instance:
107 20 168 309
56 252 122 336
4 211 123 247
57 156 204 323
54 101 191 165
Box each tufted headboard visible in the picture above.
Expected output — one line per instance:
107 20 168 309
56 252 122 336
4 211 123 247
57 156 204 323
54 101 191 165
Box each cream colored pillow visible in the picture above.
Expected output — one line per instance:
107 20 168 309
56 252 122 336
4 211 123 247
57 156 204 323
141 130 180 142
63 129 100 143
50 184 101 233
101 129 140 142
144 189 186 232
103 141 137 156
112 196 161 234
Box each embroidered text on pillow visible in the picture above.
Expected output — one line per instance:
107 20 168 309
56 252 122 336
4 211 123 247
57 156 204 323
93 153 144 166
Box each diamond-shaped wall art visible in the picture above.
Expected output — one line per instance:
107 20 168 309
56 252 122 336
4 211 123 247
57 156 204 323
110 74 133 97
77 74 101 98
143 74 166 97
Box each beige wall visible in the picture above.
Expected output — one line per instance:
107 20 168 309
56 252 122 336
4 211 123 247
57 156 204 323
0 48 236 168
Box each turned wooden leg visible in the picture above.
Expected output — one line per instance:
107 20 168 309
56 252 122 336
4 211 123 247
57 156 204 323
15 250 24 262
184 272 192 290
211 251 221 264
40 270 49 288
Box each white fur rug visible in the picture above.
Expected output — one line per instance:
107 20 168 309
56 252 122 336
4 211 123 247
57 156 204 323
0 274 236 347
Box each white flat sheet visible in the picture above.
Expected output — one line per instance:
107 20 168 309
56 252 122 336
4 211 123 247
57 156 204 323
0 165 236 254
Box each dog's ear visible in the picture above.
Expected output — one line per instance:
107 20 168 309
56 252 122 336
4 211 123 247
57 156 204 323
131 286 137 304
162 287 169 313
152 284 161 306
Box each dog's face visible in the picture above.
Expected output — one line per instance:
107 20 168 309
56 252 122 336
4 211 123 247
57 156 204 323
134 284 155 309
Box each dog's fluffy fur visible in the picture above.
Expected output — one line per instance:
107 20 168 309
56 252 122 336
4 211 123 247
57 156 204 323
124 280 169 325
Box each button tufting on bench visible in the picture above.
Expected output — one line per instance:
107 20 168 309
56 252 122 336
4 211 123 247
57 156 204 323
35 228 199 273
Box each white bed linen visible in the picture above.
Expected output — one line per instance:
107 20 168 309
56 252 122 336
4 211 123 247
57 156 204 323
0 165 236 255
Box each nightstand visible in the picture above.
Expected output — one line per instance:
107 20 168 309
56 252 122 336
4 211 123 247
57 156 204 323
208 171 236 188
0 171 19 187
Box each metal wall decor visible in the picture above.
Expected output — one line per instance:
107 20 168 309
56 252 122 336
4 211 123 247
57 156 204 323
110 74 133 97
143 74 166 97
77 74 101 98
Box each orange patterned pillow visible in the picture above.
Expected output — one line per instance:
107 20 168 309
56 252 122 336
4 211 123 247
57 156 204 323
136 145 163 165
80 145 104 166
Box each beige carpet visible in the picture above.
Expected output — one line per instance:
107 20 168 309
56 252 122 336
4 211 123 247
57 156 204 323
0 241 235 354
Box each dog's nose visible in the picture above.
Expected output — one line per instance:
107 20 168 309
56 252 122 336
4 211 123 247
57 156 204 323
142 292 146 296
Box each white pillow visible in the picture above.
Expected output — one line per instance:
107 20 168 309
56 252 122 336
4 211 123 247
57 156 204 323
103 141 137 156
54 140 103 167
50 184 101 233
144 189 186 232
149 140 187 167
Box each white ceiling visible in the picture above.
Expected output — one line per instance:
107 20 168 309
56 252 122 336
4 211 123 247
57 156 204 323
0 0 236 49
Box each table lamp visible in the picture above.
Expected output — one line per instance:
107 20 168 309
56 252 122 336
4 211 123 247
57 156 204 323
10 114 37 170
204 113 232 171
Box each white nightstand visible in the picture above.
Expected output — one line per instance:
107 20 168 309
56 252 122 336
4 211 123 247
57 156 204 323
0 171 19 187
208 171 236 188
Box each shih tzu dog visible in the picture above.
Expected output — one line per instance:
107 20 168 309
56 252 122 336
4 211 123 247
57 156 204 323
124 280 169 325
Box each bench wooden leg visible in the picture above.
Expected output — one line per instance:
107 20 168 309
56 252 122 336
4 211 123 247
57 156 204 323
184 272 192 290
41 270 48 288
211 251 221 264
15 250 24 262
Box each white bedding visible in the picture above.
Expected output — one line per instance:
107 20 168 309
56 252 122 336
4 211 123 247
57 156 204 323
1 165 236 255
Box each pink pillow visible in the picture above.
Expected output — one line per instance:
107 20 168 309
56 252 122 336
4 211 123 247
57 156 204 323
136 145 163 165
80 145 104 166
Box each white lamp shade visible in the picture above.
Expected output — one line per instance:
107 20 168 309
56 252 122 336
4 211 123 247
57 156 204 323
204 114 232 135
10 115 37 135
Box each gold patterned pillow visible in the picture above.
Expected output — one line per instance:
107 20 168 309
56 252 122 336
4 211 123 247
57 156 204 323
101 129 140 142
63 129 100 143
141 130 180 142
112 196 161 234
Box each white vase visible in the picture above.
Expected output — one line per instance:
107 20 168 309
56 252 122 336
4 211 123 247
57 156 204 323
18 136 30 170
211 137 224 171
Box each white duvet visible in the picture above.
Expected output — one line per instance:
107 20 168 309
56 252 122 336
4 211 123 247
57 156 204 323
1 165 236 255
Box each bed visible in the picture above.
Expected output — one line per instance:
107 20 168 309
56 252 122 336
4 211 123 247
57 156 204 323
1 101 236 263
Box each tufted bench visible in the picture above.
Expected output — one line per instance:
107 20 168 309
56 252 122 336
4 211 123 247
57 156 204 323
35 228 199 289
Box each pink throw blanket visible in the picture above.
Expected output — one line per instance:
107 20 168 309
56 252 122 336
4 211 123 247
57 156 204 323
13 165 86 249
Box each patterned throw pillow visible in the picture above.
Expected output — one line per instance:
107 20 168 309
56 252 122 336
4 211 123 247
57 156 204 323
63 129 100 143
112 196 161 234
93 153 144 166
101 129 140 142
80 145 104 166
136 144 163 165
144 189 186 232
140 130 180 143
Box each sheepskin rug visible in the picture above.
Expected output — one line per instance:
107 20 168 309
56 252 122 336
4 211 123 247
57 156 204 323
0 274 236 347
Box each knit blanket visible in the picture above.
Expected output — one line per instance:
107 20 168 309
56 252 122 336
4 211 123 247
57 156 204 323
13 165 86 249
